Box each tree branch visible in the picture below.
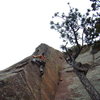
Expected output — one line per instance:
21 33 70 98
70 25 82 59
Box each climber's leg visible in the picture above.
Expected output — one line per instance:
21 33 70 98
39 65 44 76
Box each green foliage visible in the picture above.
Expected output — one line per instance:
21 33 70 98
90 0 100 11
50 2 100 49
90 0 100 34
95 18 100 33
92 40 100 51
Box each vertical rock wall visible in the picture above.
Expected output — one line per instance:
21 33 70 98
0 44 66 100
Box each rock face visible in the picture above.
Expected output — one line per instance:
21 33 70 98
54 48 100 100
0 43 100 100
0 44 65 100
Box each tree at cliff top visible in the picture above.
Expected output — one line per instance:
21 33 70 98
90 0 100 33
50 0 100 100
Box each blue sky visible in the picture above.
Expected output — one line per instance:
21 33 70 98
0 0 91 70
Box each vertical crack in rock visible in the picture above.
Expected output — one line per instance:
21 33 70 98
18 68 35 100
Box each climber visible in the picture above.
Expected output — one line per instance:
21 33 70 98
32 53 46 76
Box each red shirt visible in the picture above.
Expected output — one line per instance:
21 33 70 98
33 55 46 60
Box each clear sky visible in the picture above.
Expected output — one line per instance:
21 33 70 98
0 0 91 70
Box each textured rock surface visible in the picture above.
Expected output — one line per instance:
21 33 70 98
0 43 100 100
54 49 100 100
0 44 65 100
